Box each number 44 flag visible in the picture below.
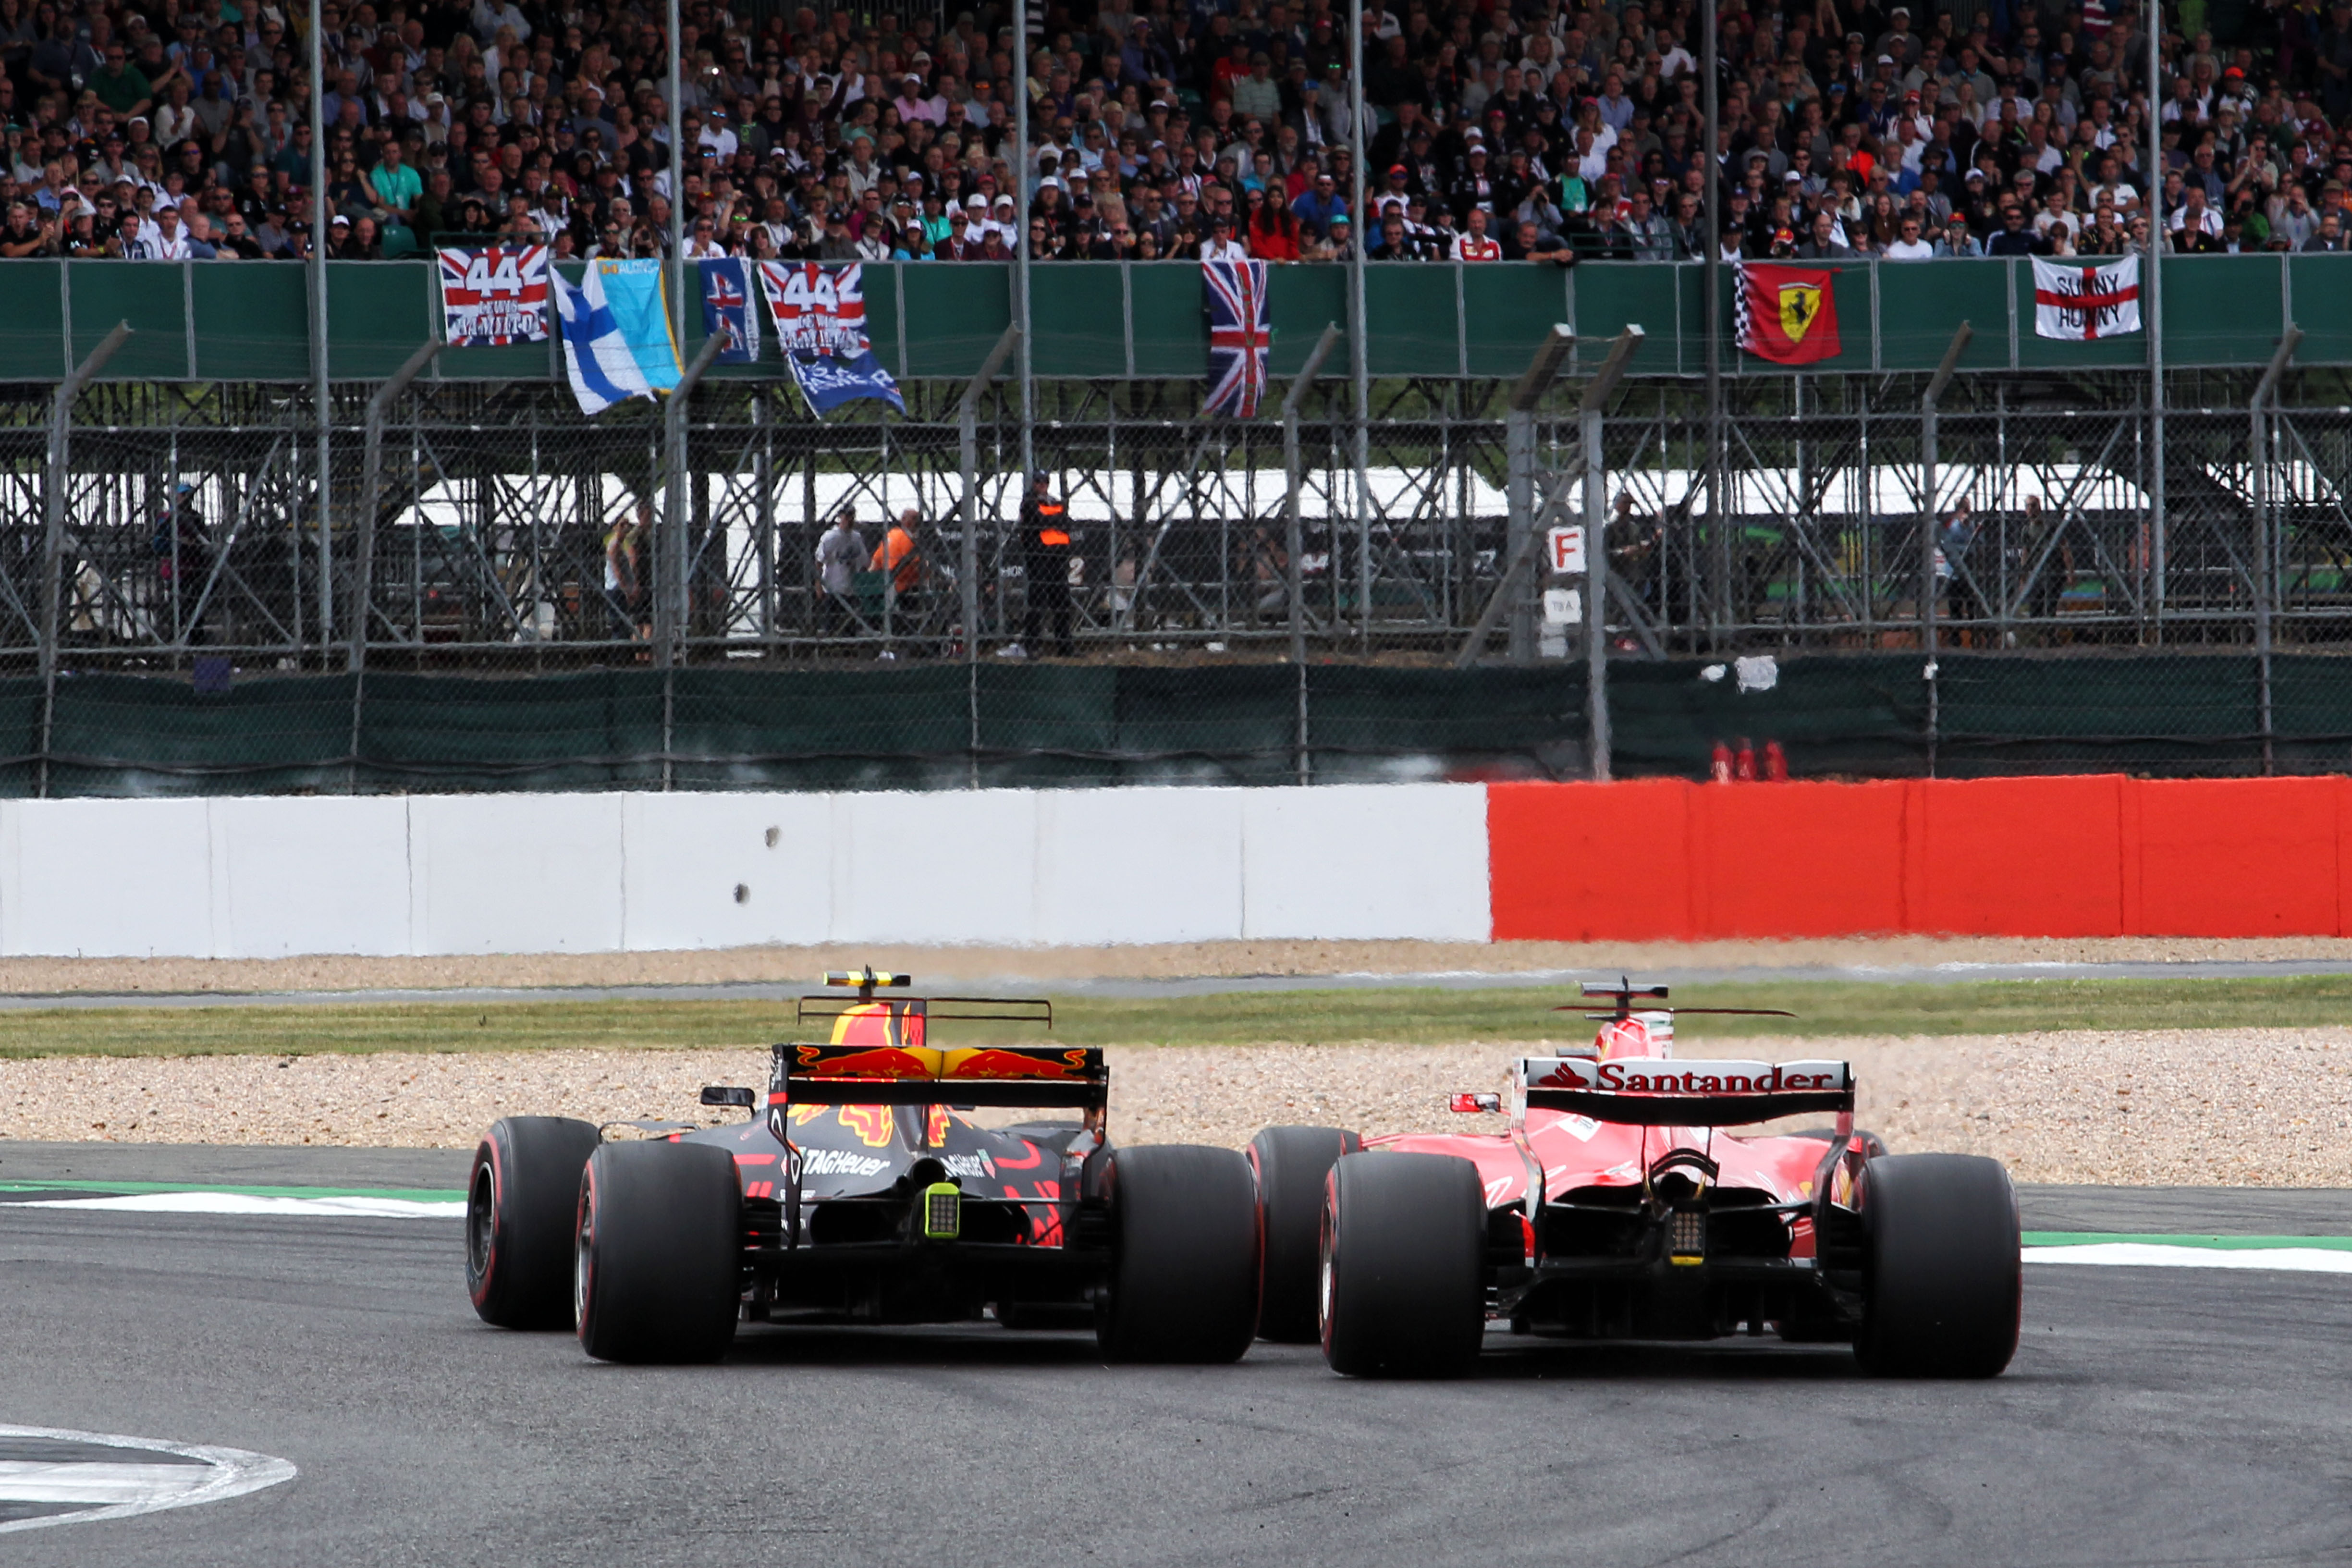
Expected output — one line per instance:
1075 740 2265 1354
438 246 550 345
2032 255 2143 341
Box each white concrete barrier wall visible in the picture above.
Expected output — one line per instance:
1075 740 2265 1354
0 784 1492 957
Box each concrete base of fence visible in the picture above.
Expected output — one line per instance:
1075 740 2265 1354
9 776 2351 959
0 784 1491 958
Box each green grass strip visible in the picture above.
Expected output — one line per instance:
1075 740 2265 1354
10 972 2352 1058
0 1178 463 1203
2023 1231 2352 1250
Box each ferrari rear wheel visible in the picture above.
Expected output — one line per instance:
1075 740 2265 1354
1853 1153 2021 1378
1320 1152 1485 1379
467 1115 602 1329
1249 1125 1361 1343
1096 1145 1261 1363
574 1140 743 1365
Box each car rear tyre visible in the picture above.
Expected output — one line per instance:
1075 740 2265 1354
1853 1152 2021 1378
574 1141 742 1365
467 1116 602 1329
1096 1145 1260 1363
1249 1125 1361 1343
1320 1152 1485 1378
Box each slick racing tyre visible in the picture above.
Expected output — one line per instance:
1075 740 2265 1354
1853 1153 2021 1378
468 1116 602 1329
1320 1152 1484 1379
1096 1145 1261 1363
574 1141 742 1365
1249 1126 1361 1344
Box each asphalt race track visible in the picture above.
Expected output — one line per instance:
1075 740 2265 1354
17 955 2352 1010
2 1146 2350 1567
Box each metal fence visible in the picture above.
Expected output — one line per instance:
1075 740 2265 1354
11 336 2352 791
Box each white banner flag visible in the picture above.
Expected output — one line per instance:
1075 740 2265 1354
2031 254 2143 341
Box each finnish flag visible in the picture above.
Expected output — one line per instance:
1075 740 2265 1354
555 259 683 416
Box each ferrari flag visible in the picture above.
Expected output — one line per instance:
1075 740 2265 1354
2032 255 2142 341
1733 262 1842 365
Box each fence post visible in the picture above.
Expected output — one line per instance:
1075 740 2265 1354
1920 323 1972 779
2144 33 2165 644
2252 325 2302 777
308 0 329 662
959 326 1020 787
755 389 775 653
348 341 444 675
1284 323 1344 785
1348 0 1370 654
657 333 727 672
1580 326 1644 783
655 332 729 791
1457 325 1578 668
37 320 131 801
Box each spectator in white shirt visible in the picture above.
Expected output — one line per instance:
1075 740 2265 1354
1884 215 1934 258
1200 213 1248 261
470 0 529 44
143 202 191 258
1452 207 1502 260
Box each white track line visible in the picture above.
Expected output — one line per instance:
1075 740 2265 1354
19 1192 464 1220
2025 1243 2352 1273
0 1425 294 1534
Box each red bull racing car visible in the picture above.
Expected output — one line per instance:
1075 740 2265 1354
465 970 1260 1364
1249 980 2020 1379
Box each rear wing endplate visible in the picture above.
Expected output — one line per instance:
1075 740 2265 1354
1517 1057 1853 1127
770 1042 1107 1110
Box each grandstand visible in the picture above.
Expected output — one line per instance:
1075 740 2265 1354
2 0 2348 789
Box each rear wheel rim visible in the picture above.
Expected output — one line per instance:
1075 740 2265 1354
1317 1207 1337 1349
466 1163 496 1281
573 1180 595 1334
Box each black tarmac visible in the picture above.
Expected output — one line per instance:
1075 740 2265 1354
1 1144 2348 1566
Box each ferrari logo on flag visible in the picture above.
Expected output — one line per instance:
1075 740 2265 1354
1778 282 1823 344
1734 263 1843 365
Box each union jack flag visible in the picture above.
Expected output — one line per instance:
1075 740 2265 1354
437 245 550 346
1202 258 1271 418
698 257 759 364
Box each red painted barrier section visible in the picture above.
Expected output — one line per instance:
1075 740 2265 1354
1690 782 1908 938
1913 776 2126 938
2129 778 2342 938
1489 779 1692 941
1489 776 2352 940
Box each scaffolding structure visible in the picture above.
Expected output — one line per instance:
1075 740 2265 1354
8 353 2352 678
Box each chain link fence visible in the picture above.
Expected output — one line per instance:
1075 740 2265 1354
7 364 2352 794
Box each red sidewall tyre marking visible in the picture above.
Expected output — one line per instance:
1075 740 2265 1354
467 1134 504 1311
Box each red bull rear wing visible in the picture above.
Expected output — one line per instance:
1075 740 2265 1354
1517 1056 1854 1126
771 1043 1107 1109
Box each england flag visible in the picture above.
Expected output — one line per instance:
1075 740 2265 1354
1202 258 1271 418
2032 255 2143 341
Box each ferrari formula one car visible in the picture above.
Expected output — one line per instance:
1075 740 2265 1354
464 970 1261 1364
1249 980 2021 1379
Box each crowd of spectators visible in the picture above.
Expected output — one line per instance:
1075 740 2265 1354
1 0 2349 264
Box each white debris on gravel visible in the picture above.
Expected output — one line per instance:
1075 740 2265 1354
6 1027 2350 1187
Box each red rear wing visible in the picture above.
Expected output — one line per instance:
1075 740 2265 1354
1517 1056 1854 1127
770 1043 1108 1109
